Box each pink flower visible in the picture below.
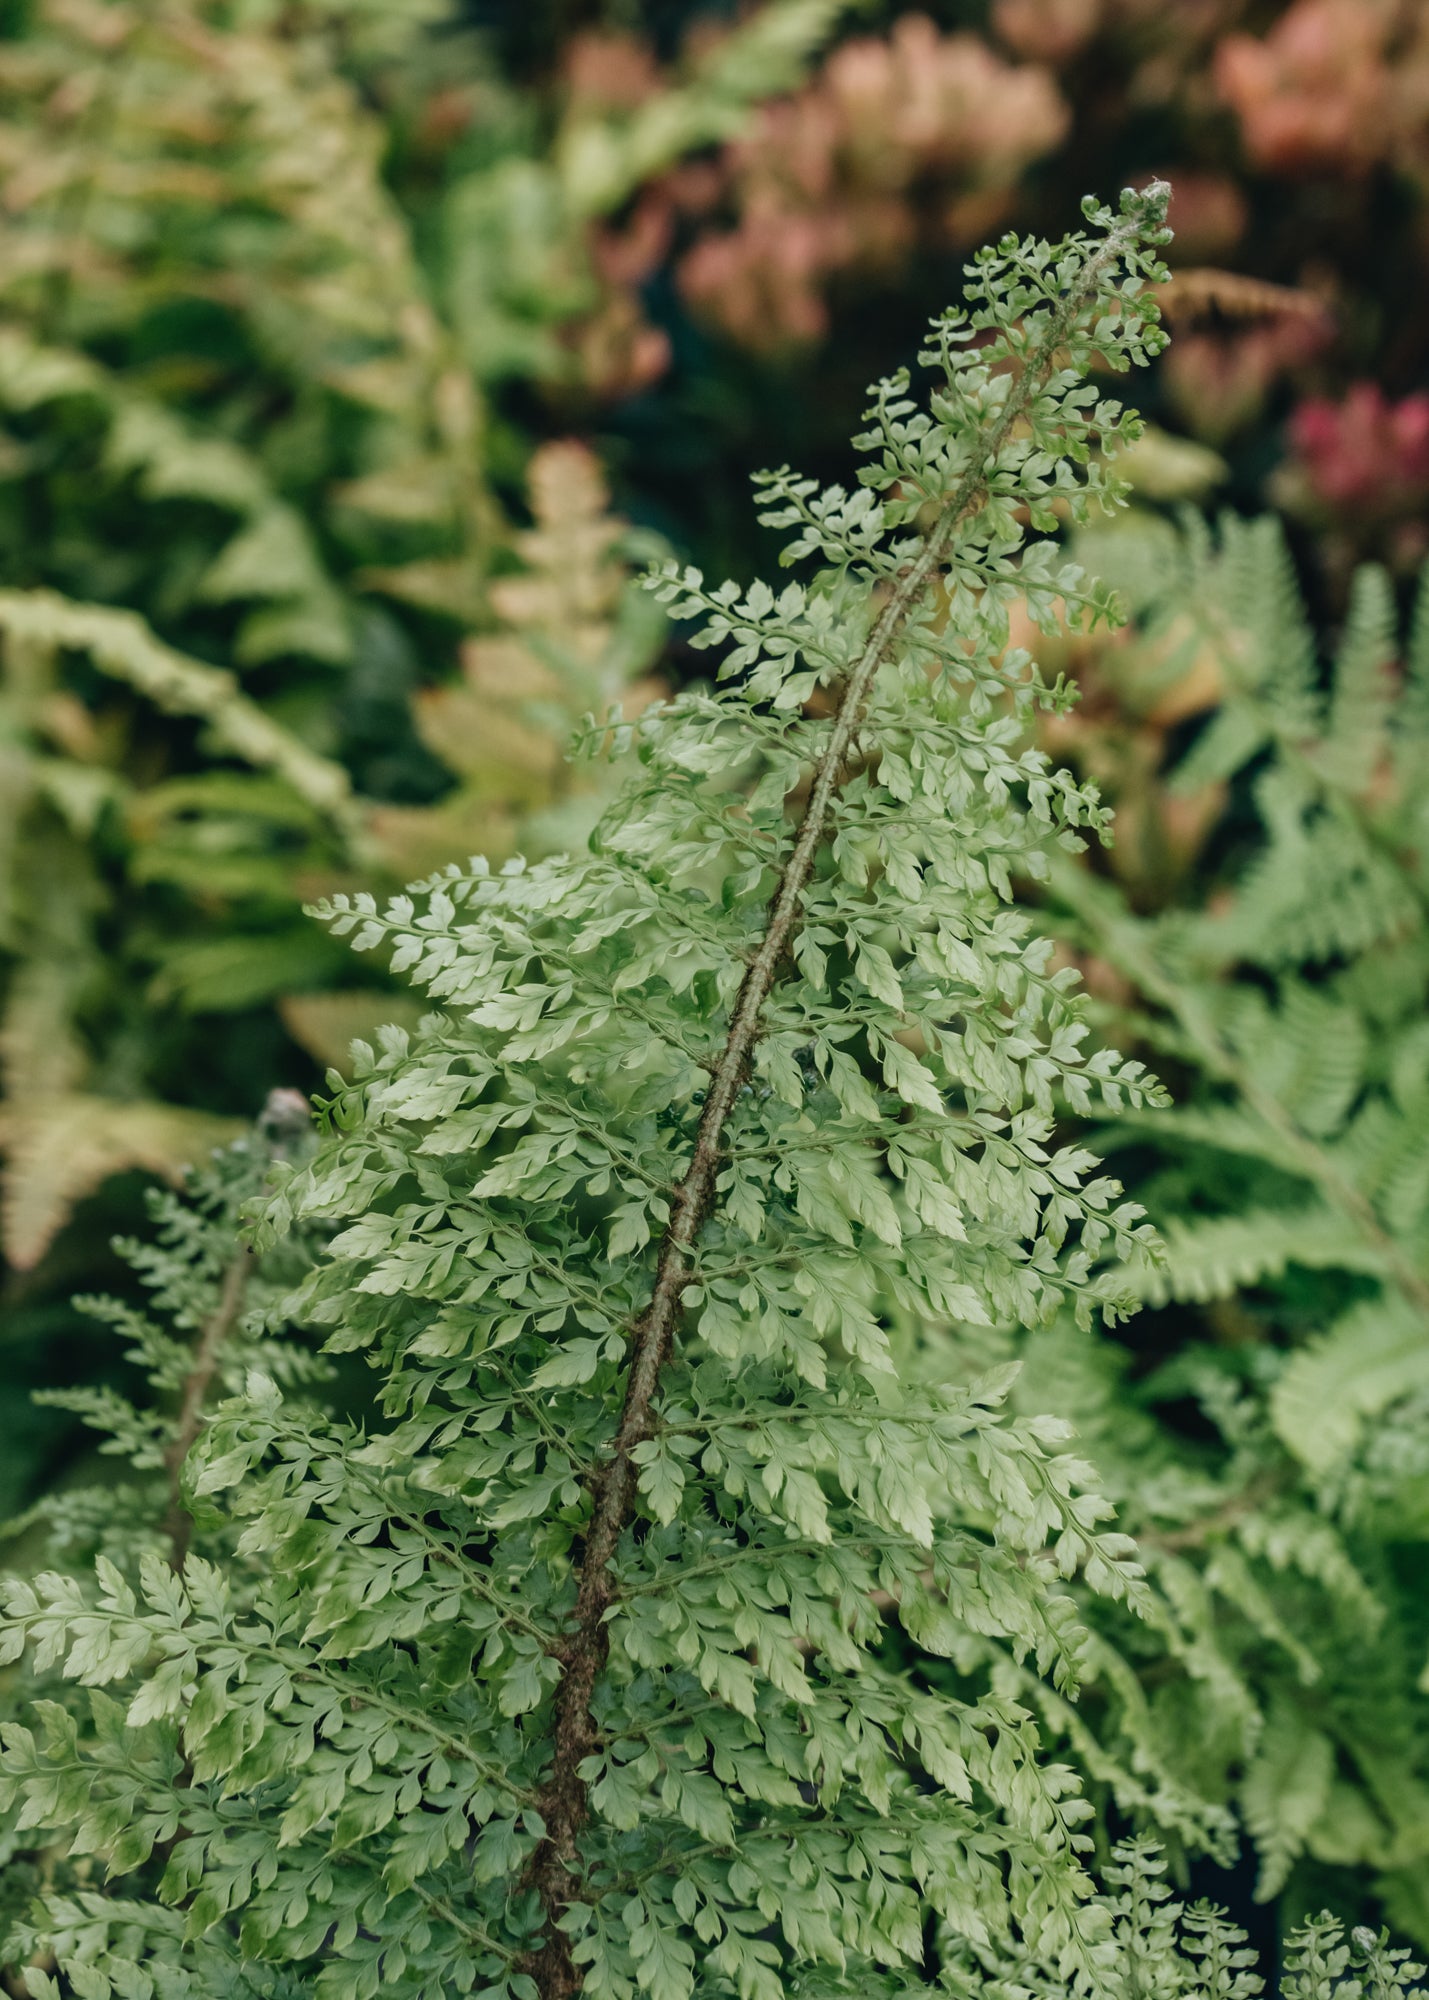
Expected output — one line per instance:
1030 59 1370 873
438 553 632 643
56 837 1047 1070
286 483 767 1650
674 18 1067 353
1216 0 1392 175
1289 385 1429 512
1161 314 1329 445
563 32 661 112
992 0 1101 64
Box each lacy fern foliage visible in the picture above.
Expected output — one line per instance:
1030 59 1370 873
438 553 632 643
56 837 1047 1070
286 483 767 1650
0 190 1224 2000
0 0 849 1279
2 1093 320 1572
1007 511 1429 1937
943 1840 1425 1998
1063 512 1429 1472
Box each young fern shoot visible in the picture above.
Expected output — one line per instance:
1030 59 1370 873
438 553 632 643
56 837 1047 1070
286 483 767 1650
2 188 1172 2000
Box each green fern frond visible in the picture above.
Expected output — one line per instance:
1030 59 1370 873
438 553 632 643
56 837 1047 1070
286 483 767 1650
1317 563 1396 794
1227 983 1368 1140
1131 1205 1381 1306
1104 1101 1313 1182
1270 1293 1429 1472
1198 770 1416 969
938 1835 1424 1996
1029 505 1429 1939
0 592 359 835
1242 1693 1336 1902
1399 563 1429 749
0 187 1181 1998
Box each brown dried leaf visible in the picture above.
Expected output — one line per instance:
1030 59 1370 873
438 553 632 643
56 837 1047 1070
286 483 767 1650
279 991 430 1074
363 795 519 884
413 687 561 788
1156 267 1330 328
494 440 623 640
332 458 458 526
357 560 485 625
459 635 561 701
0 1093 241 1269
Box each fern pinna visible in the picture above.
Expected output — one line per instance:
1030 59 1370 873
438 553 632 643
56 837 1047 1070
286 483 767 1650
1019 514 1429 1938
0 193 1179 1997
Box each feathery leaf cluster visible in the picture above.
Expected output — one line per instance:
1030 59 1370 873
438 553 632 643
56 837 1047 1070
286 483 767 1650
973 510 1429 1938
0 187 1182 1999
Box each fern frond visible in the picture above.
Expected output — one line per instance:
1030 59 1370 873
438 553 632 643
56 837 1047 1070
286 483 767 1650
939 1834 1422 1996
1200 1540 1322 1685
1403 563 1429 748
1194 769 1416 969
1105 1100 1311 1181
0 1100 319 1564
1241 1693 1335 1902
0 1093 241 1273
412 439 666 851
1030 505 1429 1940
1214 982 1367 1139
1317 562 1396 793
1270 1293 1429 1471
0 592 359 837
0 186 1178 1998
1132 1205 1382 1305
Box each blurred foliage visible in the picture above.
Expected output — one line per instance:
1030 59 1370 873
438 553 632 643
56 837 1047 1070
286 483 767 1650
0 0 851 1510
551 0 1429 595
5 0 1425 1273
937 517 1429 1945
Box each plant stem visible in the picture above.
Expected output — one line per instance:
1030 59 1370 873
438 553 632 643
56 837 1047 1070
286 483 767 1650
163 1247 252 1570
162 1087 312 1569
1136 1471 1282 1554
525 199 1158 2000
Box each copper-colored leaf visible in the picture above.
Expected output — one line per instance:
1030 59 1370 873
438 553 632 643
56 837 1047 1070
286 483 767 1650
1156 267 1330 328
413 685 561 788
0 1094 241 1270
279 991 431 1074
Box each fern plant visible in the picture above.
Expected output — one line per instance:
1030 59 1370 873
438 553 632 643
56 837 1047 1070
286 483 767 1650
0 0 491 1277
1064 513 1429 1462
2 1089 321 1575
0 1092 325 1978
0 185 1181 1999
969 512 1429 1940
941 1839 1426 1998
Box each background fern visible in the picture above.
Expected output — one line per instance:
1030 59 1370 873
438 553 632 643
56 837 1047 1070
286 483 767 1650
959 513 1429 1944
0 0 848 1519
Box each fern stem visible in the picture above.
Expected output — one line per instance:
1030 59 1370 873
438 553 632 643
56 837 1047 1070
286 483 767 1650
162 1247 252 1571
526 192 1163 2000
162 1087 313 1568
1136 1469 1281 1554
